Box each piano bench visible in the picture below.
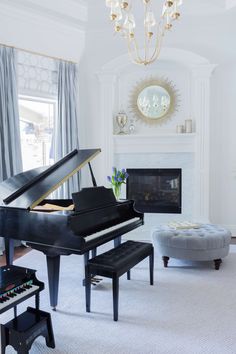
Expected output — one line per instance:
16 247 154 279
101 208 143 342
1 307 55 354
85 240 154 321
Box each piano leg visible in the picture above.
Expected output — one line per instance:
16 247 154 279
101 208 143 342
5 238 14 265
84 251 89 266
46 255 60 311
83 252 89 286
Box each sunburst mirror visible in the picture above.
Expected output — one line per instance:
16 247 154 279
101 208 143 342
129 78 179 124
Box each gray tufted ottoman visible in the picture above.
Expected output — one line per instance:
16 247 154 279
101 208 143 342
152 224 231 270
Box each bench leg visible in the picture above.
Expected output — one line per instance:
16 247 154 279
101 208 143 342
149 248 154 285
112 275 119 321
127 270 131 280
85 265 91 312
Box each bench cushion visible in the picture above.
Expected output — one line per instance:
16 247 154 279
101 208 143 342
88 241 153 274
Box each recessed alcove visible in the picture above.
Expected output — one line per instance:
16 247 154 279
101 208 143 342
97 48 216 239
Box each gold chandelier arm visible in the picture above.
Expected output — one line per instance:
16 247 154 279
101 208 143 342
148 21 165 63
127 37 145 65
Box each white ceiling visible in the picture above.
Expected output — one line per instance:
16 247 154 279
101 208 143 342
1 0 235 64
1 0 236 32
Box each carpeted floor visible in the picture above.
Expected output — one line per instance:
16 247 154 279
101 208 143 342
1 243 236 354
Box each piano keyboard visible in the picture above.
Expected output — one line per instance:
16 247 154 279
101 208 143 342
85 217 141 242
0 281 40 311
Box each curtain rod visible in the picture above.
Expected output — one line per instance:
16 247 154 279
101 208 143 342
0 42 78 64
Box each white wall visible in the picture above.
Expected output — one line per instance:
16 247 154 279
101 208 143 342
0 0 86 63
210 65 236 234
78 2 236 233
0 0 235 233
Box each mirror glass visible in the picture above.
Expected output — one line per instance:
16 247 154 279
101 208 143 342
137 85 171 120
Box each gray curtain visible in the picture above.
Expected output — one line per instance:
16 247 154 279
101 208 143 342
0 47 22 180
0 46 23 253
54 61 80 198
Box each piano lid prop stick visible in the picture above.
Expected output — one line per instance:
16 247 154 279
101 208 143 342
88 162 97 187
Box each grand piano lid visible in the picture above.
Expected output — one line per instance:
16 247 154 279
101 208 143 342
0 148 101 210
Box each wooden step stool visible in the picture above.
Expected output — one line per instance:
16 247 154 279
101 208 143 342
1 307 55 354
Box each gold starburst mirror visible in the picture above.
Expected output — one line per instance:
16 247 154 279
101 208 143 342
130 77 179 124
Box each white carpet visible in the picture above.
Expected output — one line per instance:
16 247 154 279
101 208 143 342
1 244 236 354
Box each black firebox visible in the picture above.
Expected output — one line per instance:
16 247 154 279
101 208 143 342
126 168 182 214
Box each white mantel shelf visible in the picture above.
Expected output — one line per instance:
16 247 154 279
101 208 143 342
113 133 196 154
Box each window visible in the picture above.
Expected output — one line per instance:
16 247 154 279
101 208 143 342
19 96 56 171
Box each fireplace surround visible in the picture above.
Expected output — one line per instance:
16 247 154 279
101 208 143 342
126 168 181 214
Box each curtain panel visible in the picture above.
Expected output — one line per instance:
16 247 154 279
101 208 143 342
54 61 80 198
0 46 23 253
0 47 22 180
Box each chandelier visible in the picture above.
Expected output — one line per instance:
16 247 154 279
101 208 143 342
105 0 183 65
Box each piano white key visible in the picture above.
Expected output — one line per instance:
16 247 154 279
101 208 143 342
0 284 39 311
85 217 140 242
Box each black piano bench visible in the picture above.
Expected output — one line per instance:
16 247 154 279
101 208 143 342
85 240 154 321
1 307 55 354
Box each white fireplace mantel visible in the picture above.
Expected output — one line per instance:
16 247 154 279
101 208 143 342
97 49 217 223
113 133 196 154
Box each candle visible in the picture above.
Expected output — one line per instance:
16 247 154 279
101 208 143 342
176 125 184 133
185 119 192 133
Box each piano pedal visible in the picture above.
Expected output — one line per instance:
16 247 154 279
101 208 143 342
82 277 103 286
91 277 103 286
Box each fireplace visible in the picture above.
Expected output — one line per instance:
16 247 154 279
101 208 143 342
126 168 182 214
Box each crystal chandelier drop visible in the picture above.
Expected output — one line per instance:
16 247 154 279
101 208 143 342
105 0 183 65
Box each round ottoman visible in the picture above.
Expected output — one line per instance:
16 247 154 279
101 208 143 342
151 224 232 270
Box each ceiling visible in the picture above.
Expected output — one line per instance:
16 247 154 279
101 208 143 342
1 0 235 64
2 0 236 31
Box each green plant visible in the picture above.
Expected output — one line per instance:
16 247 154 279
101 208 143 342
107 167 129 199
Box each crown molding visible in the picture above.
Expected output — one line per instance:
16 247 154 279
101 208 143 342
0 0 87 30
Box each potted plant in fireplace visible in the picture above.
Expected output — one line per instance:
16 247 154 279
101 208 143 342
107 167 129 200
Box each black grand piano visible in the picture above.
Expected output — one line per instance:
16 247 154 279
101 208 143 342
0 149 144 310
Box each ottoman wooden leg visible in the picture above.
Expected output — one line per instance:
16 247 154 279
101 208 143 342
162 256 169 268
214 259 222 270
